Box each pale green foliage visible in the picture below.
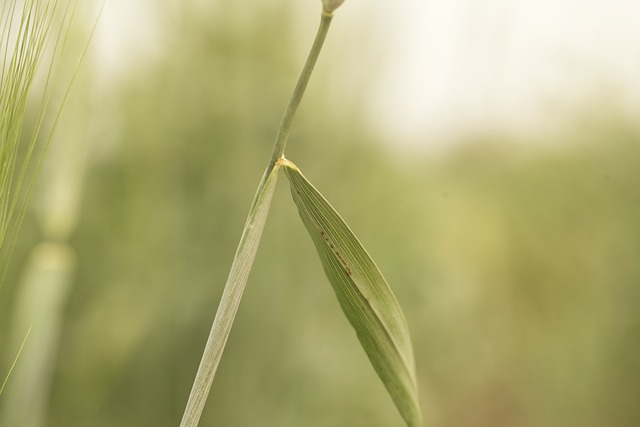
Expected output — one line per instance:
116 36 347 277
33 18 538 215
0 0 100 404
183 7 421 427
282 158 422 426
0 0 77 283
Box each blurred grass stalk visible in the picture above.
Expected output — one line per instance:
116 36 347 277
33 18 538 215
1 243 77 427
0 0 98 423
0 65 90 427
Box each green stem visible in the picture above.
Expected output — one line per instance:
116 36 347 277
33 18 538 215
269 10 333 164
179 11 334 427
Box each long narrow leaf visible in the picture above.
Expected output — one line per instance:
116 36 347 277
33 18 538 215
281 158 422 427
180 163 280 427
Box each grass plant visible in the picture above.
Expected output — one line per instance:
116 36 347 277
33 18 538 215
0 0 102 409
0 0 77 284
181 3 422 426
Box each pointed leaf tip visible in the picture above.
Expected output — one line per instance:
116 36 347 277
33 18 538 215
283 159 422 427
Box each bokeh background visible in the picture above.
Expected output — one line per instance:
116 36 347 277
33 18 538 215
2 0 640 426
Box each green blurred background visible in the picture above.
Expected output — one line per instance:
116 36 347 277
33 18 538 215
2 1 640 426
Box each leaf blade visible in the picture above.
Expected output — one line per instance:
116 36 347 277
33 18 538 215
282 159 422 427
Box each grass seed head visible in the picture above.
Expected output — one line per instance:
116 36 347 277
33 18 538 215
322 0 346 13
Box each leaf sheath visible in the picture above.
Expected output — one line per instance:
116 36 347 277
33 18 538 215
179 164 280 427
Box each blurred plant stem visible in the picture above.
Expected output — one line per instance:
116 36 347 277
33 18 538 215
179 10 334 427
0 243 77 427
0 90 90 427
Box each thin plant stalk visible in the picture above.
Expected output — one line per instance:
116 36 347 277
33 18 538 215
179 11 334 427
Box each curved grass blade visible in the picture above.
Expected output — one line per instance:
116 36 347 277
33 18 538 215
280 158 423 427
